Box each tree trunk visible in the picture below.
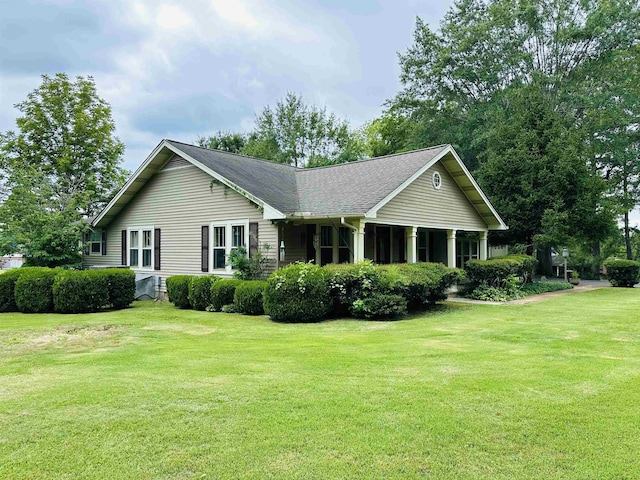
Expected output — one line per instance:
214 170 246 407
625 211 633 260
536 245 553 276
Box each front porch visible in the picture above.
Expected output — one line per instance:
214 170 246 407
277 220 488 269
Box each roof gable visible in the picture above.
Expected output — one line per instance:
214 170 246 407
93 140 506 231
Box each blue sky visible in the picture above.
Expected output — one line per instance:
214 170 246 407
0 0 453 171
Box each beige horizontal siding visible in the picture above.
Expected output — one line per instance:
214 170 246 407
85 164 278 291
375 161 488 231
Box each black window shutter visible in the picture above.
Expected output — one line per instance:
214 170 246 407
249 222 259 258
154 228 161 270
101 231 107 256
121 230 127 265
83 231 90 255
201 226 209 272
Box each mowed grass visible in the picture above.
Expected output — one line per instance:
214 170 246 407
1 289 639 479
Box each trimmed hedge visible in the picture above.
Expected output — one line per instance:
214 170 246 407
103 269 136 309
264 262 330 323
14 267 60 313
233 280 267 315
324 261 383 316
53 270 109 313
604 259 640 287
166 275 193 308
189 275 219 311
0 268 25 312
350 294 407 320
379 263 465 310
466 254 536 288
210 279 242 312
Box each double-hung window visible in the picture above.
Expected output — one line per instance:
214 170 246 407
211 220 248 272
320 225 333 266
128 227 154 269
338 227 352 264
89 231 102 255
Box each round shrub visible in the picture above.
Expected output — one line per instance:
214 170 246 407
604 259 640 287
166 275 193 308
0 268 25 312
53 270 109 313
103 269 136 309
189 275 219 311
263 262 330 323
210 279 242 312
323 261 385 316
350 294 407 320
233 280 267 315
14 267 59 313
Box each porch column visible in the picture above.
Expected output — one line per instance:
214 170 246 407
447 229 457 268
479 231 488 260
407 226 418 263
355 221 366 262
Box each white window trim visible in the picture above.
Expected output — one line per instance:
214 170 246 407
432 171 442 190
87 230 103 256
127 226 155 270
209 220 250 273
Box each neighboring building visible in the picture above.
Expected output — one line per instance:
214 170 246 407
85 139 507 295
0 254 25 270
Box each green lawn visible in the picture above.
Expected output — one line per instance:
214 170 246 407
1 289 639 479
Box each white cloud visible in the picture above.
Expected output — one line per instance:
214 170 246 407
156 5 193 31
209 0 258 29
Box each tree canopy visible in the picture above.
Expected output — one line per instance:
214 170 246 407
0 73 127 267
199 92 365 168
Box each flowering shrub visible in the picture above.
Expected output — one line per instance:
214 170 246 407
263 262 330 323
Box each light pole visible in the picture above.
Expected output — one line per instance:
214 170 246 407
562 248 569 282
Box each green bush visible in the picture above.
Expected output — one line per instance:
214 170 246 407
233 280 267 315
53 270 109 313
102 269 136 309
350 294 407 320
14 267 59 313
210 279 242 312
264 262 330 323
467 284 519 302
324 262 380 315
189 275 219 311
604 259 640 287
466 254 536 288
166 275 193 308
379 263 465 310
520 282 573 296
0 269 25 312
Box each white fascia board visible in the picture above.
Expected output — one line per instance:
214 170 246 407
364 146 450 218
92 140 167 227
162 142 287 221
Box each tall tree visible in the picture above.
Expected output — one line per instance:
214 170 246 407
243 92 364 167
383 0 639 265
0 73 127 266
197 131 247 154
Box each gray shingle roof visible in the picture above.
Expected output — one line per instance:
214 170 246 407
168 140 449 217
166 140 300 214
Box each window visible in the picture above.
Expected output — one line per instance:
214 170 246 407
433 171 442 190
338 227 352 264
89 231 102 254
211 220 249 272
142 230 152 267
128 227 154 269
320 225 333 266
129 230 139 267
213 226 226 270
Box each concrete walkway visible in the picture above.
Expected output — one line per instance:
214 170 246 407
446 279 612 306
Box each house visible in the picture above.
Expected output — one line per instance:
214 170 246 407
85 139 507 297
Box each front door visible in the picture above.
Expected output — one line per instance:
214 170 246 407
376 226 391 264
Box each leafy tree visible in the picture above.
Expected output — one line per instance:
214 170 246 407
197 131 247 154
0 73 126 267
243 92 364 167
382 0 639 271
